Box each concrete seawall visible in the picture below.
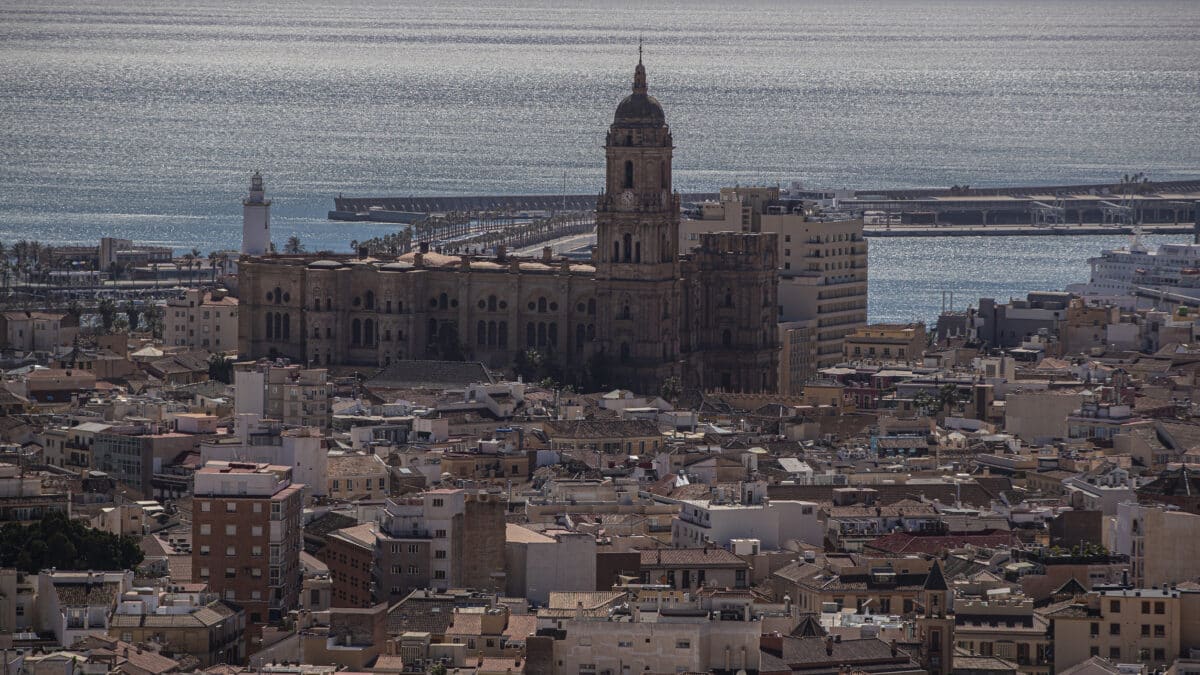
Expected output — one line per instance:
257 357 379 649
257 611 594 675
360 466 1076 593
862 223 1195 237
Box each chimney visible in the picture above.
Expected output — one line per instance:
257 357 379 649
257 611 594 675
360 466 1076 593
542 246 553 262
825 635 834 656
760 633 783 655
419 241 430 254
496 245 507 261
890 638 898 657
414 252 424 268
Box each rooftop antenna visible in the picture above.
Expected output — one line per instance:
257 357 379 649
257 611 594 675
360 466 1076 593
638 35 643 64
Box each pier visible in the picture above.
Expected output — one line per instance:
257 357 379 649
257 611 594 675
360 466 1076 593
331 179 1200 230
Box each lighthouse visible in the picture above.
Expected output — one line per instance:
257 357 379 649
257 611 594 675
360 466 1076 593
242 171 272 255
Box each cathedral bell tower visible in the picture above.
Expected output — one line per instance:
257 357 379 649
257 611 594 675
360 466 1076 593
592 51 681 393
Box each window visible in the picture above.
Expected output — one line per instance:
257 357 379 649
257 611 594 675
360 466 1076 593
1110 600 1121 613
1109 623 1120 635
675 641 690 649
252 546 262 556
408 566 418 575
253 502 262 513
226 546 236 556
199 545 210 556
200 501 211 512
623 160 634 189
1155 648 1166 660
1155 601 1166 614
252 526 263 537
432 498 444 507
408 544 419 554
434 570 446 580
225 567 236 578
1109 647 1120 660
435 529 446 538
618 641 632 648
1155 624 1166 637
1141 624 1150 637
435 550 447 559
199 524 211 535
225 524 237 536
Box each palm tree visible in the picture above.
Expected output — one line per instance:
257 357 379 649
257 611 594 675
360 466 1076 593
284 236 304 255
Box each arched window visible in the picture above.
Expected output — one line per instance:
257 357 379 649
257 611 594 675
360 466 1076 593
623 160 634 189
613 241 620 262
363 319 374 346
538 297 547 313
313 326 320 338
634 241 641 263
384 329 391 342
724 289 733 308
537 322 547 347
722 329 732 347
487 321 497 346
587 324 595 340
576 324 585 352
498 321 508 347
312 353 320 365
325 297 332 311
488 295 497 311
620 342 631 363
365 291 375 310
548 323 558 347
313 299 320 311
477 320 487 346
428 318 438 340
274 287 282 305
266 313 274 340
274 313 283 340
661 234 669 262
588 299 596 315
625 133 632 146
438 293 448 310
623 233 632 262
351 319 362 346
622 304 631 320
526 322 536 347
325 326 332 339
282 314 290 341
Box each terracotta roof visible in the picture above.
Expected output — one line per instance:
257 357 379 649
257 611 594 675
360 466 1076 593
638 547 747 568
328 453 387 478
541 419 662 440
502 614 537 641
367 360 494 389
863 531 1015 555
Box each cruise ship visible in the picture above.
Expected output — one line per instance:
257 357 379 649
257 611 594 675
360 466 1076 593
1066 232 1200 306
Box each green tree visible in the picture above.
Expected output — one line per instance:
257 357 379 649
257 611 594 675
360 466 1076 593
660 376 682 403
208 354 234 383
96 298 117 333
123 301 140 332
284 236 305 254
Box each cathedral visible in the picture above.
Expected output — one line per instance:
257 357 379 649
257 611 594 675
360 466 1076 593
238 57 780 394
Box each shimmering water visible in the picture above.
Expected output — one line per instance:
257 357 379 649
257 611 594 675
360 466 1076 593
1 0 1198 321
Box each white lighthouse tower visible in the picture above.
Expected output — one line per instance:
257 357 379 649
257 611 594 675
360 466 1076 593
241 171 272 255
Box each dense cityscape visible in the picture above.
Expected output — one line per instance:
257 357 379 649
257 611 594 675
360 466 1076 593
3 3 1200 673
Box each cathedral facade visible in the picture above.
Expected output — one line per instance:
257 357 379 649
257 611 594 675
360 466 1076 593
238 58 779 394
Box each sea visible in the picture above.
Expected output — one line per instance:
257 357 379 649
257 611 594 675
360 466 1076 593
1 0 1198 323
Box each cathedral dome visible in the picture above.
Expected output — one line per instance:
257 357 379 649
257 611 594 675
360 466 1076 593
613 60 665 125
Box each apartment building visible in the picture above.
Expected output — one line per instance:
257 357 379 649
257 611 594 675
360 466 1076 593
376 489 506 600
191 461 304 632
93 423 217 495
1111 502 1200 588
109 587 246 666
1048 588 1181 671
0 310 77 352
682 187 868 393
201 417 327 498
163 288 239 352
952 600 1051 675
320 522 376 609
327 453 389 501
234 361 331 429
843 323 927 363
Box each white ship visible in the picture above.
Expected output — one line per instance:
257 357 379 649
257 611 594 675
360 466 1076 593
1066 231 1200 306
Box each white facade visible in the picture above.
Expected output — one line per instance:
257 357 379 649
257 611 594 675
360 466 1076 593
672 498 821 550
242 171 271 256
201 416 327 497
